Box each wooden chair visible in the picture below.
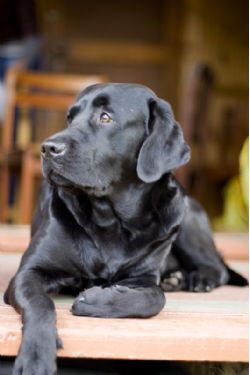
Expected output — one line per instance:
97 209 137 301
0 67 106 224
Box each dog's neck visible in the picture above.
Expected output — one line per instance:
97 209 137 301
91 173 181 230
107 179 154 222
57 174 173 231
58 179 154 226
82 180 156 240
90 173 174 227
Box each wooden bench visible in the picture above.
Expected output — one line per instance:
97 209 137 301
0 226 248 362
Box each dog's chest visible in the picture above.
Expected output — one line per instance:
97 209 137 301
68 187 184 282
77 212 165 281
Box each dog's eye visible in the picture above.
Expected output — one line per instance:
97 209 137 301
99 112 112 123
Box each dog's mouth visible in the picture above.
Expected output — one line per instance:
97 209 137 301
48 171 70 185
83 185 109 196
46 170 110 196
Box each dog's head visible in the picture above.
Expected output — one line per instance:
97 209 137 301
41 83 190 196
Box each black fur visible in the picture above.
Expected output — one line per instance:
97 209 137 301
4 83 247 375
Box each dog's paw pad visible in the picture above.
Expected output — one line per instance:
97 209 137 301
78 295 85 302
161 271 184 291
71 287 105 316
71 298 86 315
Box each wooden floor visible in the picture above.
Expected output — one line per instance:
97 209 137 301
0 279 248 362
0 227 248 362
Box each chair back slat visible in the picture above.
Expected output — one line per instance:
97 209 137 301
2 67 107 150
15 92 76 110
16 72 104 93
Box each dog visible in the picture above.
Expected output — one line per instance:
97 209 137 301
4 83 248 374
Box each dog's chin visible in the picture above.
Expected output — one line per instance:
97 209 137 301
83 185 111 197
45 171 74 188
44 170 110 197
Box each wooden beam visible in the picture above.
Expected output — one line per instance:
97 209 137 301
16 72 106 93
0 284 248 361
67 40 168 65
15 92 75 110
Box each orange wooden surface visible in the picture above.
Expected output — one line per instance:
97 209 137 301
16 71 104 92
0 286 248 362
15 92 76 110
0 249 248 362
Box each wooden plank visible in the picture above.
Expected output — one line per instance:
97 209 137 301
0 225 248 260
67 40 168 65
0 254 248 362
0 225 30 253
214 233 249 261
16 72 106 93
15 92 76 110
0 283 248 361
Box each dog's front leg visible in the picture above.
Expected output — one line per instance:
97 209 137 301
4 270 61 375
71 281 165 318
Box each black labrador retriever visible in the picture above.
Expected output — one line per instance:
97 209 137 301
4 83 247 374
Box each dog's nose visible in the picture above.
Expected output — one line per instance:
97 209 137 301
41 141 66 158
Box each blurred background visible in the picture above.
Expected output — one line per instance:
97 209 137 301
0 0 248 230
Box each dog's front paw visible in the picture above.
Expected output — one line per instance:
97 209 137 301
71 285 131 317
71 286 112 317
13 327 59 375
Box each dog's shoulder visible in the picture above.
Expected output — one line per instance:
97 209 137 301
151 174 187 233
31 181 54 236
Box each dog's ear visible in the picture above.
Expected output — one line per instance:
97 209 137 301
136 98 191 183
